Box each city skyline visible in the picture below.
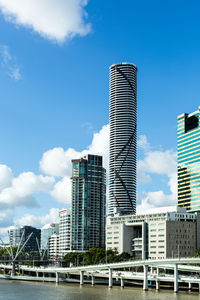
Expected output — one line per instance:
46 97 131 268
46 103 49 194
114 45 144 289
1 1 200 236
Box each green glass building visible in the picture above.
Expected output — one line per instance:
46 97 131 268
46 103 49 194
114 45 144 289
178 107 200 212
71 154 106 251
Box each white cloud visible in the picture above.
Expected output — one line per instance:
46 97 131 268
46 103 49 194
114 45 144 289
40 124 109 177
40 147 79 177
139 149 177 176
0 172 55 208
14 208 60 228
0 164 13 191
0 0 91 43
50 176 71 204
40 124 109 205
0 45 21 80
137 136 177 213
137 134 150 150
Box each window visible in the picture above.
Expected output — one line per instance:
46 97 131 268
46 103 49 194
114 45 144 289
158 240 164 243
107 242 112 245
158 246 164 248
114 237 119 239
107 232 112 235
150 240 156 243
158 234 164 237
150 229 156 232
151 235 156 237
150 246 156 248
158 229 164 232
158 223 164 226
114 232 119 234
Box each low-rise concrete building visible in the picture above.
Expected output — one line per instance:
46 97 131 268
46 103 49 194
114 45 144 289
106 206 200 260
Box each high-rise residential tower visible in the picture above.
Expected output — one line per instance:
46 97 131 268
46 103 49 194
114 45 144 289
71 154 106 251
59 209 71 257
178 107 200 212
109 63 137 216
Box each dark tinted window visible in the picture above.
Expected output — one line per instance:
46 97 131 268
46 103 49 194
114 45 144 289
185 115 198 133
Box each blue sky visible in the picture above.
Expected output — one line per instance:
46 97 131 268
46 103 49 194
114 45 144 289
0 0 200 234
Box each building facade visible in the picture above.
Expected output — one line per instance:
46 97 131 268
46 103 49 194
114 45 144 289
49 234 59 260
178 107 200 212
106 207 200 260
41 223 59 255
9 226 41 253
59 209 71 257
109 63 137 216
71 154 106 251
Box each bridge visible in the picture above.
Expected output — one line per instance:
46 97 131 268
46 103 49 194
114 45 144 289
1 257 200 293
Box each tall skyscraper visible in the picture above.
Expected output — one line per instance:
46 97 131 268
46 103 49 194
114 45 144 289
71 154 106 251
178 107 200 212
109 63 137 216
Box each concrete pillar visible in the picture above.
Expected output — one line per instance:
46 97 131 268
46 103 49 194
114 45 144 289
12 262 16 276
36 272 39 277
91 275 95 285
43 273 45 281
22 269 24 276
156 280 160 290
80 271 84 285
150 267 153 275
143 265 148 291
174 264 178 293
109 269 113 288
189 282 192 290
121 277 124 288
56 272 59 283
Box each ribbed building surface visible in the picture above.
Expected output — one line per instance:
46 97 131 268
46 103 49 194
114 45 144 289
177 107 200 212
109 63 137 215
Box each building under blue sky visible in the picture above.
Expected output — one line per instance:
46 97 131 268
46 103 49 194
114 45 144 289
0 0 200 234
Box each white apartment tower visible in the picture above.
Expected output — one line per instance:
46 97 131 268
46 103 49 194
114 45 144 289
109 63 137 216
59 209 71 257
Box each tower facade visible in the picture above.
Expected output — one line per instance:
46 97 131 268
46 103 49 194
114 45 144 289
178 107 200 212
71 154 106 251
109 63 137 215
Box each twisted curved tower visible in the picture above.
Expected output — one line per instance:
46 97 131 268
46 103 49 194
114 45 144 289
109 63 137 216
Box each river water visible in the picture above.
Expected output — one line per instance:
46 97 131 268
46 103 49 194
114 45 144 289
0 280 200 300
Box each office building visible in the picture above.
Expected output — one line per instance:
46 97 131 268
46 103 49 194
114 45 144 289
41 223 59 255
71 154 106 251
106 207 200 260
178 107 200 212
109 63 137 216
59 209 71 257
9 226 41 253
